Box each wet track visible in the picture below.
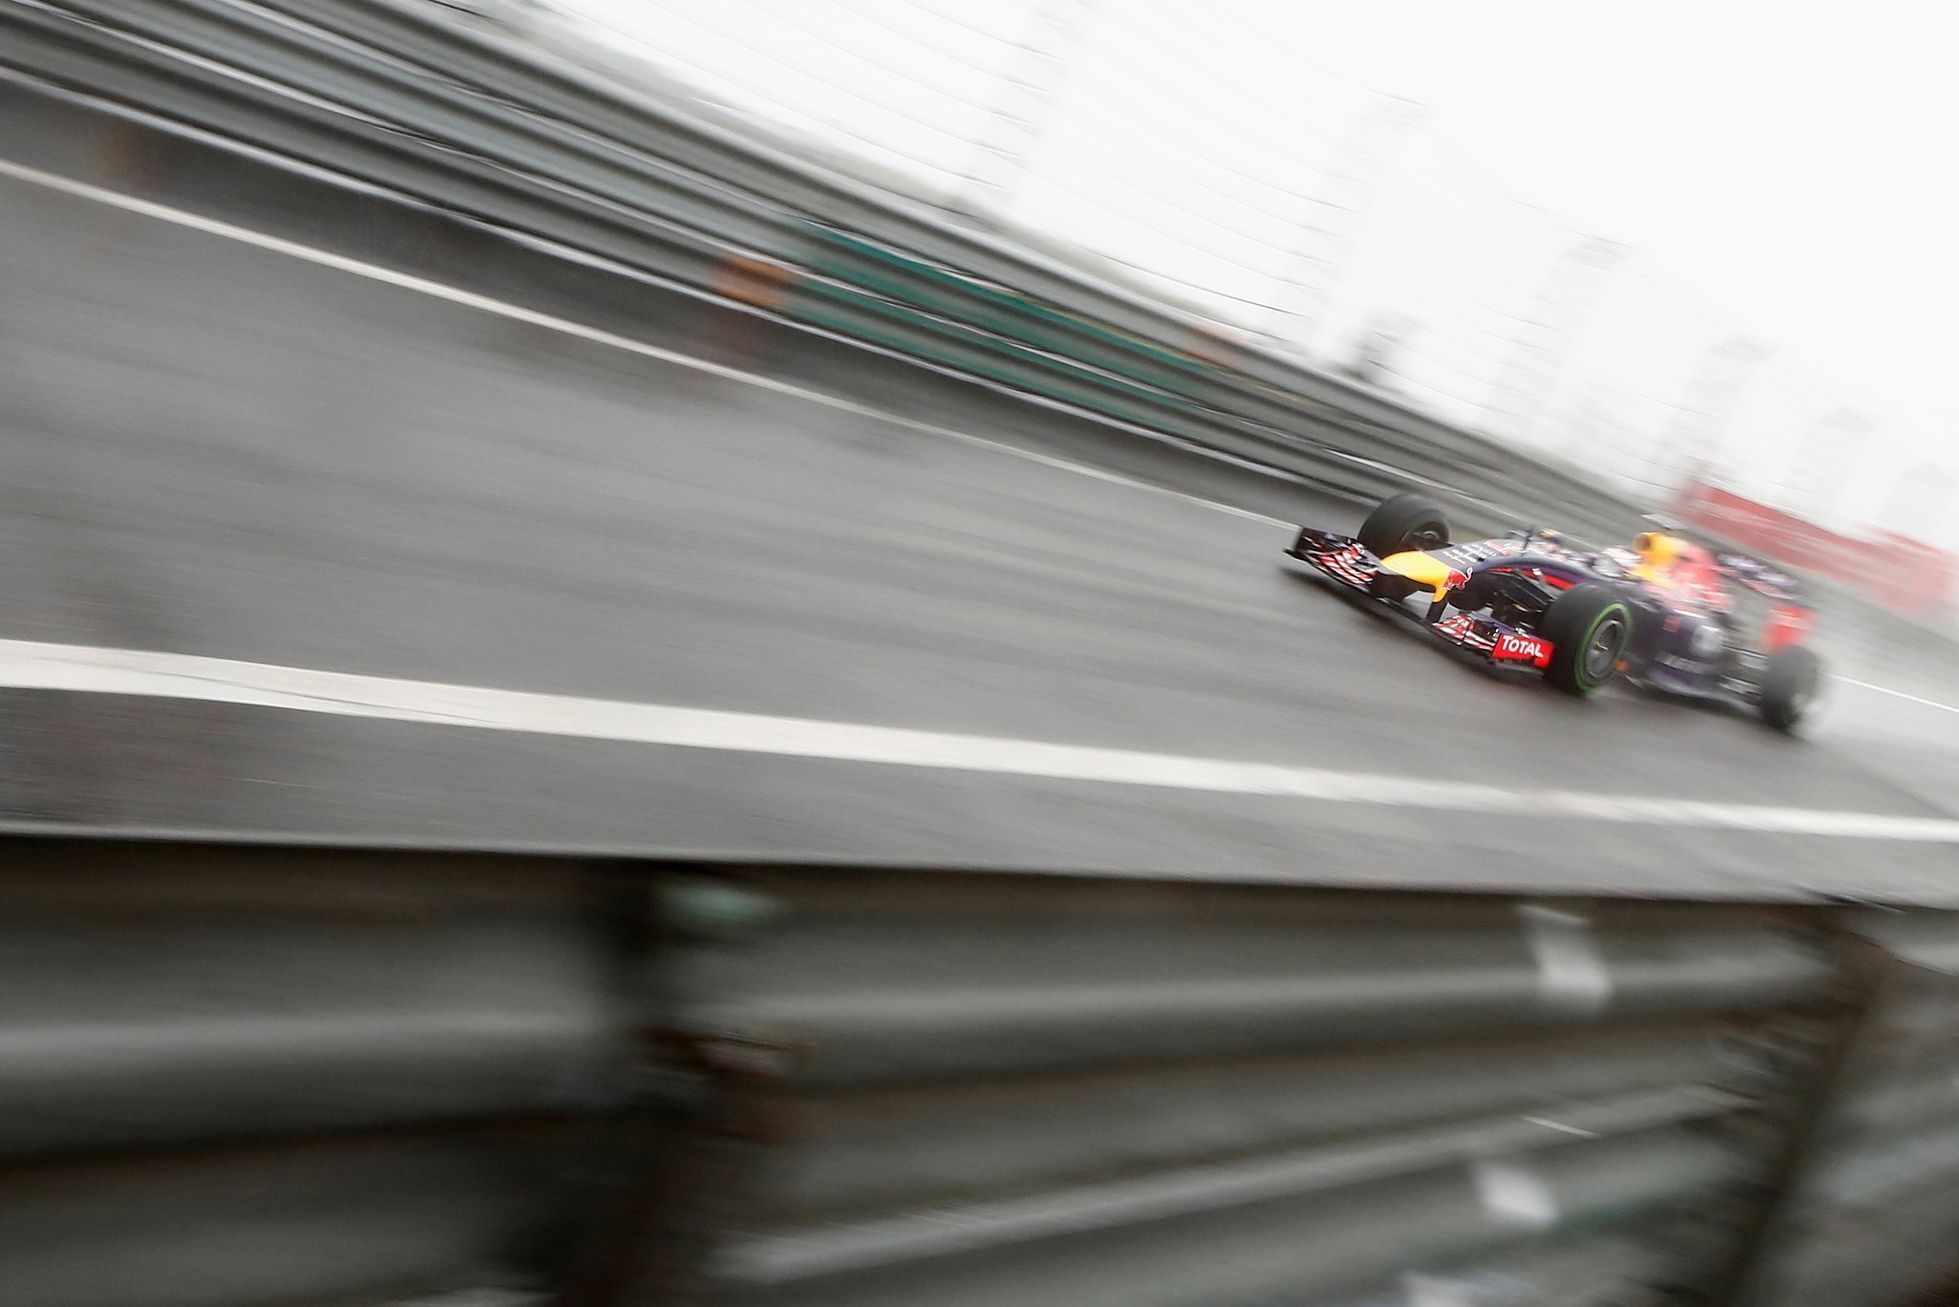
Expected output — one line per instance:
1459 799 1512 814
0 160 1954 900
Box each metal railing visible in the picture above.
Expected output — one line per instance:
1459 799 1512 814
0 0 1647 528
9 829 1959 1305
688 872 1833 1307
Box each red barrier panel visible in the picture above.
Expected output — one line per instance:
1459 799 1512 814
1675 482 1957 618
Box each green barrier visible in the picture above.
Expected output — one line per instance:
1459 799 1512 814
783 222 1397 503
801 223 1213 403
793 278 1196 430
792 293 1183 438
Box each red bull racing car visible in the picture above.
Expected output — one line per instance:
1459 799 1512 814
1285 492 1825 732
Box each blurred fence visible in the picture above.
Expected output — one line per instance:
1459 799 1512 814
15 828 1959 1306
534 0 1947 545
0 0 1654 532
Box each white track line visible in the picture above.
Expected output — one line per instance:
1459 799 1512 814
0 157 1285 529
0 637 1955 842
1838 678 1959 715
0 159 1947 712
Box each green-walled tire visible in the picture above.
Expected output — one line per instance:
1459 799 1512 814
1540 585 1634 697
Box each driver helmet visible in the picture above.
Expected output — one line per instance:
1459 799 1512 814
1633 530 1685 573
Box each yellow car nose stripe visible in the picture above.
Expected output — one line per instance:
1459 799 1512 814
1379 550 1459 600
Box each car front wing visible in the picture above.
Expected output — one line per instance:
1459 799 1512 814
1285 527 1556 671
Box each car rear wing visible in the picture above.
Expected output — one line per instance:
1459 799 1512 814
1712 550 1815 653
1713 551 1807 604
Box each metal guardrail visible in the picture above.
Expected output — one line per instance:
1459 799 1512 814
1729 916 1959 1306
0 836 658 1305
0 0 1651 528
689 873 1833 1307
9 829 1959 1306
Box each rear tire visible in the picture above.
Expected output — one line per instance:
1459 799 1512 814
1540 584 1633 697
1358 493 1450 558
1759 645 1823 734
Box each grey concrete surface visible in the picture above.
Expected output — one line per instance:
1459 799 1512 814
0 155 1953 899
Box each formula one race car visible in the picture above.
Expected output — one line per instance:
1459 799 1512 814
1284 492 1826 732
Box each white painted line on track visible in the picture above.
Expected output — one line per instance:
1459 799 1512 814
1838 678 1959 715
1 637 1956 842
0 157 1287 530
0 159 1947 715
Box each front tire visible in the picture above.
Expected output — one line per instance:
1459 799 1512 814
1358 492 1450 558
1540 584 1633 697
1759 645 1823 734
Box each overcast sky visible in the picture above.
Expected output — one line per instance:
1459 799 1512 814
557 0 1956 536
1287 0 1958 451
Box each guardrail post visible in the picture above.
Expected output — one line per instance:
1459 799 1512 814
563 870 789 1307
1700 921 1897 1307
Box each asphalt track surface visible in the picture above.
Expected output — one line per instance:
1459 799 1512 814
0 159 1954 900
